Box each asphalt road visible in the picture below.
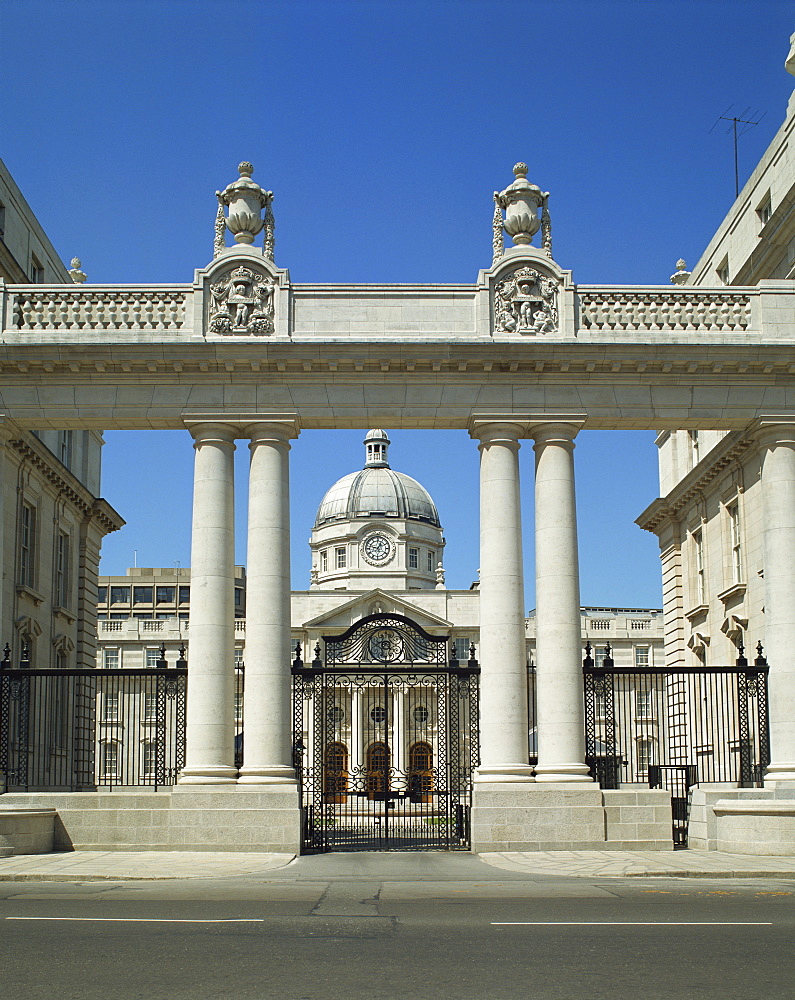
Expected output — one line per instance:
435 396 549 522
1 853 794 1000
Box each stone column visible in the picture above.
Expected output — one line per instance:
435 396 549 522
532 421 592 782
758 420 795 782
179 422 237 784
238 419 299 784
469 420 534 782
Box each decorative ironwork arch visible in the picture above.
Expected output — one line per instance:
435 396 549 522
322 613 449 668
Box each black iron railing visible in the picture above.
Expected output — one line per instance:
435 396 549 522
1 654 187 791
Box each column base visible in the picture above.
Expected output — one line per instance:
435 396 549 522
764 764 795 784
474 764 535 783
238 765 297 786
177 766 239 785
533 762 593 783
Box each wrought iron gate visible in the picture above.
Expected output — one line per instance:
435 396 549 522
292 614 479 853
582 645 770 847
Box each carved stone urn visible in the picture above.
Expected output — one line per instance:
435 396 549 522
496 163 545 246
216 162 272 245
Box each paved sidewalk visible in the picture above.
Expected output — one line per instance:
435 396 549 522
2 849 795 881
0 851 296 881
480 850 795 878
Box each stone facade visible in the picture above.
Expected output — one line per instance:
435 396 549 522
0 161 123 673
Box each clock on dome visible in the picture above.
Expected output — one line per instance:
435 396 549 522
361 531 394 566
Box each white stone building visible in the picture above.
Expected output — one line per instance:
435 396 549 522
0 159 123 671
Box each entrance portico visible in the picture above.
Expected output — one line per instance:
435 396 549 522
1 160 795 852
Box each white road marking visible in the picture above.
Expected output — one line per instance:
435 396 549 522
491 921 772 926
5 917 264 923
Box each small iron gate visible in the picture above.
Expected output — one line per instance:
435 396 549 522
292 614 479 853
581 644 770 846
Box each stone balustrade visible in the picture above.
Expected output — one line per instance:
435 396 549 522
577 288 752 333
0 281 777 341
8 286 189 334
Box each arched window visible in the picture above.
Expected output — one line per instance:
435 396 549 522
324 742 349 803
366 741 390 798
409 741 433 802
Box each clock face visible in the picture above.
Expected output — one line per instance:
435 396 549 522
361 532 393 566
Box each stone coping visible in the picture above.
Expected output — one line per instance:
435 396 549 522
713 799 795 816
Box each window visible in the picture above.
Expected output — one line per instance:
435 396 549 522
55 531 70 607
235 691 244 725
142 741 157 777
757 193 772 227
427 551 435 573
19 502 36 587
234 647 244 669
103 648 120 670
156 586 175 604
49 673 68 749
412 705 429 725
30 255 44 283
328 705 345 725
178 586 190 604
234 588 243 608
320 549 328 573
98 586 108 605
335 546 347 569
142 692 157 723
727 500 743 583
145 648 160 669
408 547 418 569
454 637 471 660
102 692 120 723
692 527 705 605
110 586 130 604
594 689 605 719
58 430 73 469
634 646 650 669
636 739 653 778
635 689 653 719
688 429 700 467
370 705 387 724
101 741 120 779
594 647 607 669
133 586 153 604
716 257 729 285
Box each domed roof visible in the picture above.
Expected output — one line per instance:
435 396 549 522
314 431 440 528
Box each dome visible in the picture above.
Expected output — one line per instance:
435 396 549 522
314 431 441 528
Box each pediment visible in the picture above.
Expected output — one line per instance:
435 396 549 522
299 588 452 632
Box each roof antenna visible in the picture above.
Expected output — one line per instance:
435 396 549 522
709 105 765 198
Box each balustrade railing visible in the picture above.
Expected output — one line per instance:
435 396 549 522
578 289 752 333
8 287 190 333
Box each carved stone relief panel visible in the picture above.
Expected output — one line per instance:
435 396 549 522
208 265 276 336
493 265 559 335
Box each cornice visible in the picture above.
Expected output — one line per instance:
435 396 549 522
636 433 753 533
10 436 125 532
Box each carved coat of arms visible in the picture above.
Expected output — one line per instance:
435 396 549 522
493 266 558 334
209 266 275 335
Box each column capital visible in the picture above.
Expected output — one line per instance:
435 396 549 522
469 413 586 442
184 420 237 448
244 416 301 446
530 420 584 449
747 415 795 448
183 412 301 440
469 419 524 450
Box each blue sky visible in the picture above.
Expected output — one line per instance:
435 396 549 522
3 1 794 606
